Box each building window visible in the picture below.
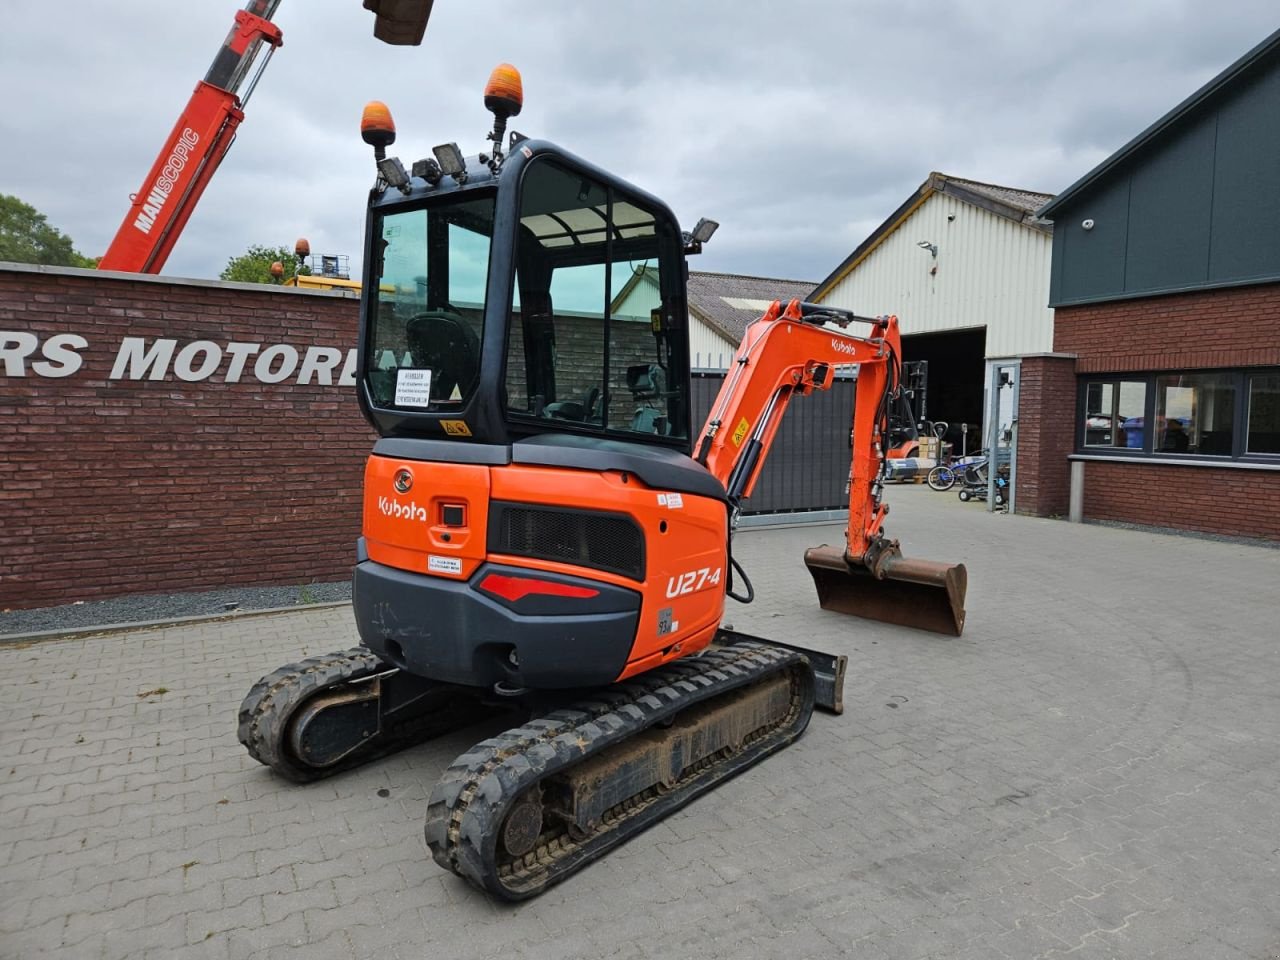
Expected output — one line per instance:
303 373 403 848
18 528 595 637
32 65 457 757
1078 368 1280 462
1247 373 1280 455
1083 380 1146 448
1154 372 1235 455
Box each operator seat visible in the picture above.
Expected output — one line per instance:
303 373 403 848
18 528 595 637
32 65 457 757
627 363 669 435
405 311 480 403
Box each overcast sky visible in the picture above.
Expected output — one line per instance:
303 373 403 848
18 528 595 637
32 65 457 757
1 2 1276 285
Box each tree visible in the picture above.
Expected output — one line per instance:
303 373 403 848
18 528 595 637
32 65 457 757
220 244 311 284
0 194 98 267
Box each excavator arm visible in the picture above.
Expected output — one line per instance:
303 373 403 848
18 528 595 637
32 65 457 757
696 298 967 635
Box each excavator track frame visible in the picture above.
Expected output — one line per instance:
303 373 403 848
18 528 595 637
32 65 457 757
425 640 816 900
237 648 492 783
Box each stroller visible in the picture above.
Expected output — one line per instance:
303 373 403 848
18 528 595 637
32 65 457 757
956 456 1010 507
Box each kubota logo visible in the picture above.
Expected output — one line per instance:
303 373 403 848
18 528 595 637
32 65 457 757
830 337 860 356
378 496 428 522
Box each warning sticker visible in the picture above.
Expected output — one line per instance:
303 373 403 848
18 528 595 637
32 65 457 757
731 417 751 447
441 420 472 437
656 493 684 510
394 368 432 407
427 555 462 575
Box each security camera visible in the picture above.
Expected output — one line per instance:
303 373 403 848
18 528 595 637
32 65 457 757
1082 218 1096 231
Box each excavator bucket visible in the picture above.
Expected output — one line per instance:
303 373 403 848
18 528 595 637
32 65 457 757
804 545 967 636
363 0 436 45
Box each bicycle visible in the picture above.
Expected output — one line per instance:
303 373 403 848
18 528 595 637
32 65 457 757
927 462 959 491
927 447 986 492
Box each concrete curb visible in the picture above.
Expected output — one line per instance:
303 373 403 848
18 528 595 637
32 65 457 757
0 600 353 646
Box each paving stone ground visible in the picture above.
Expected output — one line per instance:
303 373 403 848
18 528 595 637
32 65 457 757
3 486 1279 960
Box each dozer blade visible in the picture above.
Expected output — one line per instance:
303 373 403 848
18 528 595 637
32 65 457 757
804 544 967 636
719 628 847 714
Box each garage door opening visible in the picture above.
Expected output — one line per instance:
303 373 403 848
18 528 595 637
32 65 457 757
901 327 986 453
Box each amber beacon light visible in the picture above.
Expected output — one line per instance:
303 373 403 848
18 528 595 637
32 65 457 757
361 100 397 154
484 63 523 116
484 63 523 168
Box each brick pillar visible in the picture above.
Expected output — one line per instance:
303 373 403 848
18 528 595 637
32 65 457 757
1015 355 1077 517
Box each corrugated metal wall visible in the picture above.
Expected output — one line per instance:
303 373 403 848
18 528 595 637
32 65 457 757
691 372 856 515
821 193 1054 358
689 318 736 370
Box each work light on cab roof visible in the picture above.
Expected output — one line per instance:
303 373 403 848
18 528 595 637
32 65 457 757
360 63 529 193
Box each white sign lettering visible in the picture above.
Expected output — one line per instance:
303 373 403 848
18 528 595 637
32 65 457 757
254 345 299 384
2 332 88 378
174 341 222 381
1 332 359 387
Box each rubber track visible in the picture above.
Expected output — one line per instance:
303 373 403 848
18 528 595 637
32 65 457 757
238 648 475 783
424 641 815 900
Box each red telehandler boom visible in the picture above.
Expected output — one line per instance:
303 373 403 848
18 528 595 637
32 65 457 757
97 0 436 274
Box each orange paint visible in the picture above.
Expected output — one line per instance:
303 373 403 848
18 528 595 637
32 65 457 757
363 453 728 680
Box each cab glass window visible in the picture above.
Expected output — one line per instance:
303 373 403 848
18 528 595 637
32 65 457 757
505 159 688 440
365 195 495 410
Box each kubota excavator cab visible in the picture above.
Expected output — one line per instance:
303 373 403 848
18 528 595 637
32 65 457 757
351 101 738 692
357 143 694 450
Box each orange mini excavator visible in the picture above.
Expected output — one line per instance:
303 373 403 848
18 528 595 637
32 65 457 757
239 65 967 900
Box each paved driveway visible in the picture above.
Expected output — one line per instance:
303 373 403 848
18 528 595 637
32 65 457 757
3 487 1278 959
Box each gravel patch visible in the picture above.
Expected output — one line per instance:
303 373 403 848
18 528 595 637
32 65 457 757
1 581 352 639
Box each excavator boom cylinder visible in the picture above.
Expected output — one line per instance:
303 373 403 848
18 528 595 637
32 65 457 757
804 545 967 637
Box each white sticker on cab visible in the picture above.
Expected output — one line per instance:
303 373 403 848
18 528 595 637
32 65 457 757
428 555 462 575
394 368 433 407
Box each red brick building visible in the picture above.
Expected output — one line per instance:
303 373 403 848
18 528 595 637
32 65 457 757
1021 28 1280 540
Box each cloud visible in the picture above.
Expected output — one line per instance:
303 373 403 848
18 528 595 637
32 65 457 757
1 0 1275 284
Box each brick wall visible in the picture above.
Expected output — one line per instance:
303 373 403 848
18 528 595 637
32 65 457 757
1081 460 1280 540
1054 283 1280 373
1 266 372 610
1013 355 1077 517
